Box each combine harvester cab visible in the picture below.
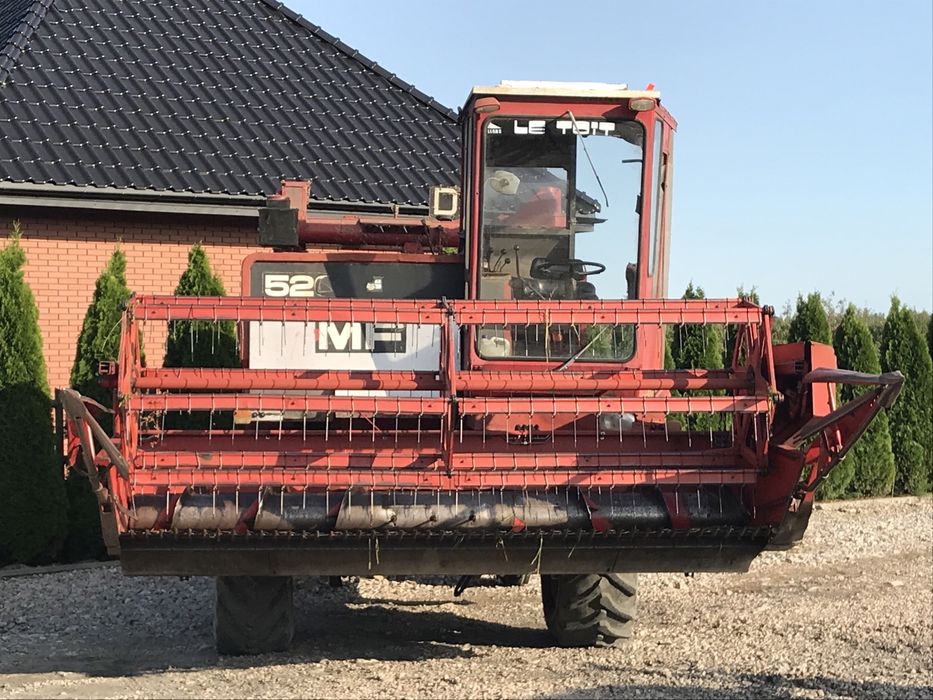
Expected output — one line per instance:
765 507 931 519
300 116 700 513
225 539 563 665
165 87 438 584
60 82 902 653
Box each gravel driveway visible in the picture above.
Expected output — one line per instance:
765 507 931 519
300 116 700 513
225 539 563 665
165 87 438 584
1 496 930 699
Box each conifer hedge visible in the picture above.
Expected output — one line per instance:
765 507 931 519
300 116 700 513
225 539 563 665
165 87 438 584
831 305 896 497
0 224 67 564
880 298 933 495
64 249 131 562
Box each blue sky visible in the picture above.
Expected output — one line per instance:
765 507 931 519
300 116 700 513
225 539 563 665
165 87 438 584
292 0 932 313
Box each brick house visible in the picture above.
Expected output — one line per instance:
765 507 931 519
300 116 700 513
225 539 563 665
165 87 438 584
0 0 459 390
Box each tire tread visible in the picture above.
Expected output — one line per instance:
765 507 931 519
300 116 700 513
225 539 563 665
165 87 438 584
215 576 294 655
542 573 637 647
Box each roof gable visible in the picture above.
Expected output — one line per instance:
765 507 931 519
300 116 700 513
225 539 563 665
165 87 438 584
0 0 460 206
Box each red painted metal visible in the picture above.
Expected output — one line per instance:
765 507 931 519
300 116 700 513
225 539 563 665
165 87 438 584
128 394 450 414
130 295 763 326
457 396 769 415
130 435 742 468
99 291 777 534
269 180 460 248
128 392 766 415
54 88 901 550
135 367 751 393
135 369 441 392
128 468 756 490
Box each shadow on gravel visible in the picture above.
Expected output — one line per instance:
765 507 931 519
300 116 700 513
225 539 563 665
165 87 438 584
0 579 548 678
290 582 551 662
541 674 933 699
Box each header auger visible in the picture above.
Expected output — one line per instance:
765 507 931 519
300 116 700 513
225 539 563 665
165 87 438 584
60 81 901 653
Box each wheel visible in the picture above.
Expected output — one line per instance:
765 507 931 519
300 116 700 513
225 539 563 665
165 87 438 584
498 574 532 586
541 573 638 647
215 576 294 655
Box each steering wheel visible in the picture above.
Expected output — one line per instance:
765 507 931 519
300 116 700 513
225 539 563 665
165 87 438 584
531 258 606 282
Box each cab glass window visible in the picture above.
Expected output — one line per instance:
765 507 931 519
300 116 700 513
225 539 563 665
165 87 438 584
477 116 644 362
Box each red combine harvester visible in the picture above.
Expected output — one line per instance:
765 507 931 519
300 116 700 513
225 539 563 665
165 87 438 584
60 82 902 654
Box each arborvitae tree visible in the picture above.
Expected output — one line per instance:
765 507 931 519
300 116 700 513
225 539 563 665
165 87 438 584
64 249 131 562
671 283 725 370
664 326 675 370
928 315 932 362
826 306 896 498
788 292 832 345
771 315 790 345
70 249 130 408
669 283 724 432
163 245 238 429
880 298 933 494
787 293 840 498
0 224 67 564
724 286 760 366
163 244 237 369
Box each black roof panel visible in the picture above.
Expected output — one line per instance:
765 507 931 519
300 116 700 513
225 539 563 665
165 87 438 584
0 0 460 206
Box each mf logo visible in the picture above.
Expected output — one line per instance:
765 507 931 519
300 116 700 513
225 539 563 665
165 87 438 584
317 322 405 353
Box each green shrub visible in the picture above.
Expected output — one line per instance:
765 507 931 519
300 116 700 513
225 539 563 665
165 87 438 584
724 286 759 366
670 283 724 371
669 283 724 433
828 305 896 498
786 292 842 497
928 315 932 362
163 244 238 369
70 249 130 409
0 224 67 564
880 298 933 494
788 292 832 345
64 249 132 562
163 244 238 429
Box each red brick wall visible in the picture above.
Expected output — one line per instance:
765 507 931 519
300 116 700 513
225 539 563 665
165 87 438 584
0 208 261 392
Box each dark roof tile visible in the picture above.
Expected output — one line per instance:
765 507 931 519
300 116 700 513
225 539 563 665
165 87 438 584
0 0 460 206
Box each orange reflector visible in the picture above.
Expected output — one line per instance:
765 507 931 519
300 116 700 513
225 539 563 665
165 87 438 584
474 97 501 114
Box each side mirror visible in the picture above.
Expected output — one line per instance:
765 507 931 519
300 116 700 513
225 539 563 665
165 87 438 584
625 263 637 299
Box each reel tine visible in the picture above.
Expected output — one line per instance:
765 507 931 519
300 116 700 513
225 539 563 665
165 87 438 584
348 401 354 443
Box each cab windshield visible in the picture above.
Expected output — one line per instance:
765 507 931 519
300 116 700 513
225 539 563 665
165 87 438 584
477 116 644 362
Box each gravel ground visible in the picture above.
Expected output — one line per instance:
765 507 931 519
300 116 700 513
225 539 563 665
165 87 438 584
1 496 930 699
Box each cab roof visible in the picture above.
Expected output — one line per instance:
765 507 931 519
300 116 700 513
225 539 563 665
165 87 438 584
469 80 661 101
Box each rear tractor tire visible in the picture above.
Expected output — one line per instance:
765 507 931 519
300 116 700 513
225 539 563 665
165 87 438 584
215 576 295 655
541 573 638 647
